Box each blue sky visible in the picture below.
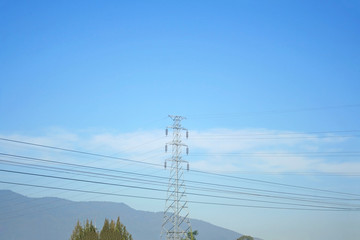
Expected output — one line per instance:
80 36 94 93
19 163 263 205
1 1 360 240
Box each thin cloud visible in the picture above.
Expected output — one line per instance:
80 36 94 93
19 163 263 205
0 128 357 174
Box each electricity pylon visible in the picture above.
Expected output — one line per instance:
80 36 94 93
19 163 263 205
161 115 191 240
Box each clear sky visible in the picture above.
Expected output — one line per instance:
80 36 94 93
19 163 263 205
1 1 360 240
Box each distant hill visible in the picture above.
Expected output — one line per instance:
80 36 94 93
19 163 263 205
0 190 243 240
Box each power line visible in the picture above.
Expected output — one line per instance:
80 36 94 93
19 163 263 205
0 150 360 201
191 169 360 197
191 129 360 137
0 152 162 177
1 180 358 211
1 168 359 211
188 104 360 119
191 151 360 157
2 152 358 201
198 170 360 177
1 138 359 197
2 159 359 209
0 137 162 167
0 168 166 194
0 159 168 188
191 135 360 140
1 160 345 210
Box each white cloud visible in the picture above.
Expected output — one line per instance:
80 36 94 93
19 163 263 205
0 127 357 174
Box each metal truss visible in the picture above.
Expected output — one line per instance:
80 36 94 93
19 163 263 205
161 115 191 240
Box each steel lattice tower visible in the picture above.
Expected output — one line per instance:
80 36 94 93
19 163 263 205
161 115 191 240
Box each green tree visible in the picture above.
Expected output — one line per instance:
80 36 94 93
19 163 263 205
181 230 198 240
122 225 131 240
70 218 132 240
237 235 254 240
115 217 123 240
100 219 111 240
70 221 84 240
83 220 98 240
187 230 198 240
70 220 98 240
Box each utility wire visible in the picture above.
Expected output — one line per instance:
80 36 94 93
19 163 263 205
191 135 360 140
0 137 162 167
197 171 360 177
2 159 359 208
188 104 360 119
1 152 358 201
1 180 358 211
191 169 360 197
191 151 360 156
0 152 165 180
1 137 359 197
0 159 168 187
191 129 360 137
2 168 360 211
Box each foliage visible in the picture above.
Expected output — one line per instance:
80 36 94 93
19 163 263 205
182 230 198 240
84 220 98 240
70 217 133 240
237 235 254 240
70 221 84 240
188 230 198 240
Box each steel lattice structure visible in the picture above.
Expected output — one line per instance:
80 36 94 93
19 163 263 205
161 115 192 240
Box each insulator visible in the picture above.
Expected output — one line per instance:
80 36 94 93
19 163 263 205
164 161 167 169
186 130 189 139
165 128 168 136
186 147 189 155
165 145 167 152
187 163 189 171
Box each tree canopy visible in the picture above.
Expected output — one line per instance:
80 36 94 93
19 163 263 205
187 230 198 240
237 235 254 240
70 217 133 240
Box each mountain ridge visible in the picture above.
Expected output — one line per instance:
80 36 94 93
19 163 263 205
0 190 244 240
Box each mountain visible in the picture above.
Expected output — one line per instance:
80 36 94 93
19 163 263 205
0 190 242 240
